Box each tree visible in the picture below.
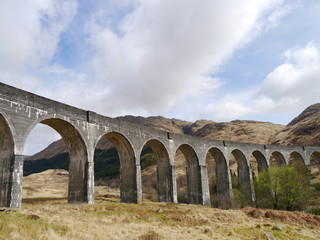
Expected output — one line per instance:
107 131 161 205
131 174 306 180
254 165 313 211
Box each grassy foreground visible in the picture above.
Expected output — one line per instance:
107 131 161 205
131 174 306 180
1 197 320 240
1 170 320 240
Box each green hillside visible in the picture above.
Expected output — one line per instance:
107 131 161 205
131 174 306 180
23 147 156 180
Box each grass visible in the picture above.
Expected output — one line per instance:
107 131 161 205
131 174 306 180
1 198 320 240
1 170 318 239
0 210 68 240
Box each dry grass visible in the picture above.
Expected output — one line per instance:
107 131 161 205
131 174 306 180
2 200 320 240
0 170 319 240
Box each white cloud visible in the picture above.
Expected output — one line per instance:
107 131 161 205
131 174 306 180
86 0 285 117
0 0 77 90
198 44 320 123
255 44 320 112
0 0 290 154
24 124 61 155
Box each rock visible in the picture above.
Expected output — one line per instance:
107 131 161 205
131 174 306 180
264 232 275 240
0 208 14 212
157 209 163 214
28 214 40 220
272 225 282 231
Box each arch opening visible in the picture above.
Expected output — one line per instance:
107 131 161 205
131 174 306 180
251 151 268 175
94 132 137 203
206 148 231 208
0 114 14 207
23 119 89 204
175 144 202 204
288 152 307 174
140 139 172 202
250 151 269 208
270 151 286 166
310 152 320 184
230 149 254 207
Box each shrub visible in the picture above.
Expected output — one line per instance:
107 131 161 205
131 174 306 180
254 165 313 211
305 206 320 215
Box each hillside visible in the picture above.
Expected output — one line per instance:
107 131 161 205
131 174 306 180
23 104 320 179
118 116 284 144
26 116 283 162
270 103 320 146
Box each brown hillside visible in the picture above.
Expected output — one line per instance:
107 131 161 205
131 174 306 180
26 103 320 162
270 103 320 146
193 120 284 144
119 116 284 144
25 139 67 161
116 115 191 133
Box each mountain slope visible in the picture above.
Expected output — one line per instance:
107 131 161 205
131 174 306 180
23 103 320 178
119 116 284 144
192 120 284 144
270 103 320 146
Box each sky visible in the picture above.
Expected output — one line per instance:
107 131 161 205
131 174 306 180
1 0 320 155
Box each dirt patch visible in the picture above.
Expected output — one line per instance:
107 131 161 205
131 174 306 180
243 207 320 226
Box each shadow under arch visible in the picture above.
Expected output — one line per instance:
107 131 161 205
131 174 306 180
141 139 173 202
310 151 320 183
206 147 231 208
289 151 309 177
251 150 268 173
175 144 202 204
25 118 89 203
270 151 286 166
96 132 138 203
231 149 254 205
0 113 14 207
289 151 306 166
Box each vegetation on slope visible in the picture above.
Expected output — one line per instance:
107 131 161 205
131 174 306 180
254 165 313 211
2 197 320 240
24 153 69 176
24 147 156 179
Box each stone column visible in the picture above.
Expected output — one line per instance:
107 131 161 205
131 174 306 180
199 165 211 206
169 164 178 203
136 164 142 203
86 161 95 204
247 165 256 206
9 155 24 208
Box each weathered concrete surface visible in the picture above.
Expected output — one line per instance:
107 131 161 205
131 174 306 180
0 82 319 208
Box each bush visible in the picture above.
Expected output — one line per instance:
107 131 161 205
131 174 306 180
141 153 157 170
233 189 247 208
305 206 320 215
254 165 313 211
311 182 320 191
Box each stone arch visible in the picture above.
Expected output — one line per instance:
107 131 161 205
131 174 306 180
95 131 138 203
288 151 306 166
288 151 308 177
0 113 15 207
141 139 172 202
175 144 202 204
231 149 254 205
270 151 286 166
251 150 268 175
206 147 231 208
24 118 89 203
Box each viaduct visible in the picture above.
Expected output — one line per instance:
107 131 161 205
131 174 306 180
0 82 319 208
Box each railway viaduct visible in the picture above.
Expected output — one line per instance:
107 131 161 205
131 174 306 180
0 82 319 208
